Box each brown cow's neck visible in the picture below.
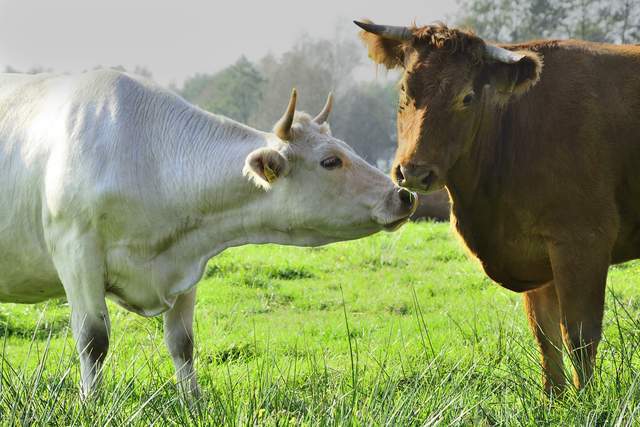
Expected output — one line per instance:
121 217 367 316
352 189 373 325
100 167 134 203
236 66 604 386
447 106 509 207
444 102 520 266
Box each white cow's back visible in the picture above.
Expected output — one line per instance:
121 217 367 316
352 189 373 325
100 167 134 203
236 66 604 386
0 70 253 305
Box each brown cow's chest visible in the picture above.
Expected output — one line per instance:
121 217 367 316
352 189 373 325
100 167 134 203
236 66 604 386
451 204 553 293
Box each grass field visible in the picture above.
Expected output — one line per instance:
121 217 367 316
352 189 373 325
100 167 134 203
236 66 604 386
1 221 640 425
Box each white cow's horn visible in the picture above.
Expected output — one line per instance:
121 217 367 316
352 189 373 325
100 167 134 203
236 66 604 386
484 44 525 64
313 92 333 124
354 20 412 41
274 88 297 141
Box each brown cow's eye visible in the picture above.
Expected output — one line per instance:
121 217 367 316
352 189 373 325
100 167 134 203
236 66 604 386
320 156 342 170
463 92 475 106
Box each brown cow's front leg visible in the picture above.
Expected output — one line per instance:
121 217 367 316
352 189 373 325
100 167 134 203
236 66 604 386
548 239 609 389
523 282 565 394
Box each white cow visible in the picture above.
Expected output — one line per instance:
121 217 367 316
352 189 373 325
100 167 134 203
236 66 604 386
0 70 416 396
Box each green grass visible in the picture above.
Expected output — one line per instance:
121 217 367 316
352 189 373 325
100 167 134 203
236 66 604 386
1 222 640 425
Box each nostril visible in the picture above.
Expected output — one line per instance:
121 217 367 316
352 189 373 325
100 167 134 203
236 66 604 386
398 188 415 207
394 164 405 183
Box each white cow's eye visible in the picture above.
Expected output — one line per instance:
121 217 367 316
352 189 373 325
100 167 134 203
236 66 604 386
320 156 343 170
462 91 475 106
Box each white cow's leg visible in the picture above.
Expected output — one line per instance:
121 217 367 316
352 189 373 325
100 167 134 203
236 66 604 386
164 288 199 396
70 298 110 397
51 228 110 397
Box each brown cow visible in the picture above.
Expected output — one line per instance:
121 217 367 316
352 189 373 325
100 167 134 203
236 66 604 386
355 20 640 393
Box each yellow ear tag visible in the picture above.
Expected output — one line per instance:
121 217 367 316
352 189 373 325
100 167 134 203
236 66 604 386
264 164 277 183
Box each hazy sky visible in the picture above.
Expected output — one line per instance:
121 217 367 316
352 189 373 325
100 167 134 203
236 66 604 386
0 1 458 86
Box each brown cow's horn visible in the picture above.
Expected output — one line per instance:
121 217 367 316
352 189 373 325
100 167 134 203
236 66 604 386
484 44 525 64
313 92 333 124
353 20 412 41
274 88 297 141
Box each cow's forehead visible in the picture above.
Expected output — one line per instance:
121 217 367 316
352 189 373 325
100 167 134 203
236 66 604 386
278 127 356 159
268 112 358 157
333 138 356 154
302 130 355 154
404 52 475 97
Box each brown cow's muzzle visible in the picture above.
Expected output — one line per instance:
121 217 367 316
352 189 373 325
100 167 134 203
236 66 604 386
394 163 440 194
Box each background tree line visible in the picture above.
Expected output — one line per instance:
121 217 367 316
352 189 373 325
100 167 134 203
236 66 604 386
5 0 639 170
175 0 639 168
178 32 399 170
458 0 639 43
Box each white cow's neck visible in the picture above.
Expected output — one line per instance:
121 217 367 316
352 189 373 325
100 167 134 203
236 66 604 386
143 99 287 261
151 100 269 211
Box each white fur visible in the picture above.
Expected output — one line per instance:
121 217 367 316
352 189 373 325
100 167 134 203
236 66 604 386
0 70 407 395
243 162 273 190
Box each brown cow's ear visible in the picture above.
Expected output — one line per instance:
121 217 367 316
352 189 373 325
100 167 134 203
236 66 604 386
243 148 289 190
357 22 408 69
486 51 543 98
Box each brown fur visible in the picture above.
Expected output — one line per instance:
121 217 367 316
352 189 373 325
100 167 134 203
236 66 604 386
360 23 640 392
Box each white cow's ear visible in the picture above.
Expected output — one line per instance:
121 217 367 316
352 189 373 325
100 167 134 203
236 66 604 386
243 148 289 190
